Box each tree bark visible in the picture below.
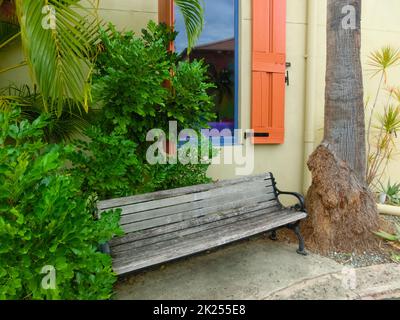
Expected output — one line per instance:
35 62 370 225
324 0 366 183
305 0 379 253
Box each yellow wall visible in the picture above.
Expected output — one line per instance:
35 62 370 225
96 0 158 34
1 0 400 193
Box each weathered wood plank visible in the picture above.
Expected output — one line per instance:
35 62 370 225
119 186 275 225
112 211 307 275
111 202 283 253
117 180 272 216
98 173 273 210
114 210 305 263
111 200 280 247
120 193 278 233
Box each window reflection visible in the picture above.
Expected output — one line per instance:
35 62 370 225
175 0 236 135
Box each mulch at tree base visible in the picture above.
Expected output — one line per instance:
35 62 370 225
275 215 399 268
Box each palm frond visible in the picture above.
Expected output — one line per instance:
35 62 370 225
0 84 95 142
174 0 204 53
15 0 102 116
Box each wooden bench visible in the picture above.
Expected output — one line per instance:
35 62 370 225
98 173 308 276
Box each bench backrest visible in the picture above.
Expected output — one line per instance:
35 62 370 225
98 173 279 235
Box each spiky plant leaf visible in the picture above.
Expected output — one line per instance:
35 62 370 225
367 46 400 80
374 230 399 242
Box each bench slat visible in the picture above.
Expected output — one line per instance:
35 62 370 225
119 186 275 225
118 181 273 217
111 199 280 247
112 210 307 275
115 209 300 263
120 194 277 234
98 174 273 211
111 202 282 253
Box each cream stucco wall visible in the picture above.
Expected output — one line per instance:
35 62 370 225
1 0 400 194
96 0 158 33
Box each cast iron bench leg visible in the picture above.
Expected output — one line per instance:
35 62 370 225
287 222 308 256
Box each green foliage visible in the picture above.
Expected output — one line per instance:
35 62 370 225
0 84 95 143
375 224 400 262
174 0 204 53
366 46 400 187
379 180 400 205
94 22 215 141
72 22 216 199
0 0 103 114
69 126 142 200
0 108 123 300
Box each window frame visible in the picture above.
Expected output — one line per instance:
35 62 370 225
164 0 240 146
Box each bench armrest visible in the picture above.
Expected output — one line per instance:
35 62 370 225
269 173 306 212
276 191 306 212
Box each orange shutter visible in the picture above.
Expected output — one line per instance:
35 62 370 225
158 0 175 51
251 0 286 144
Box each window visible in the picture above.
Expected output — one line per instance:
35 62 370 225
174 0 238 144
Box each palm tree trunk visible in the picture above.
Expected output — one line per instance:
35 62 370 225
304 0 379 253
324 0 366 183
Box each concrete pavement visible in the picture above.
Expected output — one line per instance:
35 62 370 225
114 235 343 300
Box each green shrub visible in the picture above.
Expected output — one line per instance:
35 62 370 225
69 125 142 200
0 108 123 300
94 22 215 142
72 22 217 199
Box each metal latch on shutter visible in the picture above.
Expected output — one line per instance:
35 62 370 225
244 132 270 140
285 62 291 86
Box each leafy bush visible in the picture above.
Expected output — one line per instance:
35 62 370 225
71 22 216 199
0 108 122 300
69 125 142 200
94 22 215 143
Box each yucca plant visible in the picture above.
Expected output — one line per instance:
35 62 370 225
0 0 204 116
378 180 400 205
367 104 400 186
366 46 400 187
